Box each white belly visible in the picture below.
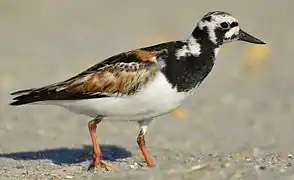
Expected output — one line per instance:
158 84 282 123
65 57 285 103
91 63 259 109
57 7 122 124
49 72 193 121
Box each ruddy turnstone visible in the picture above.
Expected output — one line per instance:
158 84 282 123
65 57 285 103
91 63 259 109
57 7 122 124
10 11 266 170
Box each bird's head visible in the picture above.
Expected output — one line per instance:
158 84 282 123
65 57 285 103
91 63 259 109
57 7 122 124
194 11 266 46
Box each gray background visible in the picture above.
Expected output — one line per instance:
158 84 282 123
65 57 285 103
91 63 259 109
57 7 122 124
0 0 293 179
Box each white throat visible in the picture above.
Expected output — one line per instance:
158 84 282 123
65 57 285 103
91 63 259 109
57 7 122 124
175 36 201 60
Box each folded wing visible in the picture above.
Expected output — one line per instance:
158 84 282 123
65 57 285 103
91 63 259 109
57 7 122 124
10 49 167 105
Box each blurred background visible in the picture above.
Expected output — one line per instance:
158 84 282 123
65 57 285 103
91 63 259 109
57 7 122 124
0 0 293 179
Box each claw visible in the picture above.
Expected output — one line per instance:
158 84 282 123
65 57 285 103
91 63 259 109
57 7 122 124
87 160 119 172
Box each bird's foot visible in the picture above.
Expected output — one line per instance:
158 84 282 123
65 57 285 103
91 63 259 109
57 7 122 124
87 160 118 172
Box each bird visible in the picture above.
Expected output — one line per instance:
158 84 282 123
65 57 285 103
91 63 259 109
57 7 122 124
10 11 266 171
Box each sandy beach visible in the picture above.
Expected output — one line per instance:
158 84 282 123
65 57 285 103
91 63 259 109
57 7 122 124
1 1 293 179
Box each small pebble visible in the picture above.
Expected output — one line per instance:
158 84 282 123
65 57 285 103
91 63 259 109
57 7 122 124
49 162 57 166
129 162 139 169
15 165 24 169
51 174 58 180
190 164 208 171
288 154 294 159
245 157 251 162
65 175 73 179
259 166 266 170
220 163 230 168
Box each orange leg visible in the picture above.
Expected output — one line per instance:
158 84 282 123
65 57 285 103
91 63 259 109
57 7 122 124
137 134 154 167
137 119 154 167
87 118 103 170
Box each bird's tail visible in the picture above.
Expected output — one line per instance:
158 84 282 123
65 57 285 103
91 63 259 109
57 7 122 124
10 88 42 106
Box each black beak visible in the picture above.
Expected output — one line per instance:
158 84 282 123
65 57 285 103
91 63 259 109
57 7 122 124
238 29 266 44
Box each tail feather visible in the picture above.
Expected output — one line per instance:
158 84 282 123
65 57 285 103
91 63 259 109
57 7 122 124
10 88 34 95
10 89 42 106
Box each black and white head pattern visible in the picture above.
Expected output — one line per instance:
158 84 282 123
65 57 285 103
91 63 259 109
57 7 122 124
198 11 240 46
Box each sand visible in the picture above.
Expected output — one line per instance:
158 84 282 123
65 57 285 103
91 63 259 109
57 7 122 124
1 0 293 179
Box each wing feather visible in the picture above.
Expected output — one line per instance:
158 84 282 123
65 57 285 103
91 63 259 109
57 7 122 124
10 49 167 105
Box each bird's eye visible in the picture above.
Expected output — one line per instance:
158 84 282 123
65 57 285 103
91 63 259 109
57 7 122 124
220 22 230 29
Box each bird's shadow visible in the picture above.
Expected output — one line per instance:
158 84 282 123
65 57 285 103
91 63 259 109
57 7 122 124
0 145 132 165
